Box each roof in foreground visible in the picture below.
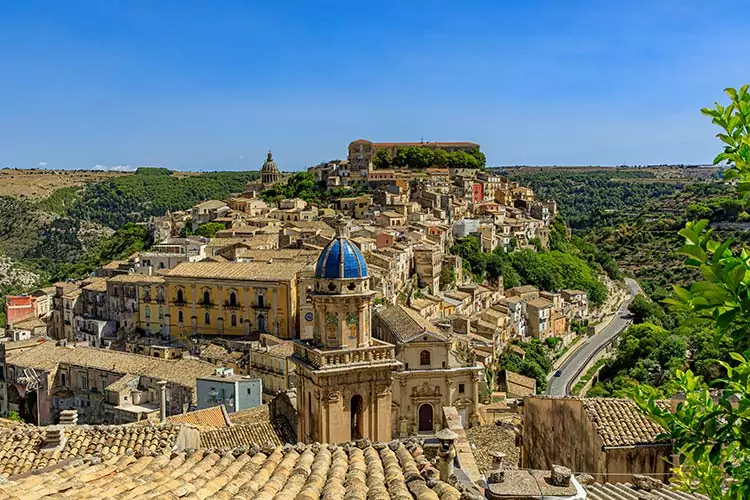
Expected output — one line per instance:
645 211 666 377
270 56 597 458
585 482 709 499
0 440 462 500
583 398 667 447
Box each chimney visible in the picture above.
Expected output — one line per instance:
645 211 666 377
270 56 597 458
43 427 64 449
157 380 168 423
59 409 78 426
490 451 505 470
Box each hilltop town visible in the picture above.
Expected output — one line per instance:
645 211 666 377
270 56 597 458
0 139 695 499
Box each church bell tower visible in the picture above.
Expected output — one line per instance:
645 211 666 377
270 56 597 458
292 220 399 443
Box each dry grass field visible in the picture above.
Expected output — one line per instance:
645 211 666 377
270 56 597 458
0 169 129 199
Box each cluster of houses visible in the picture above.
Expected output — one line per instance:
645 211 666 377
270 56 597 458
0 140 680 490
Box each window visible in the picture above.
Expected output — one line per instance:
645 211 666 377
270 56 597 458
60 373 66 386
420 350 431 366
81 374 89 390
203 291 211 306
231 314 237 327
204 312 210 325
178 311 184 323
176 289 184 303
257 295 264 308
229 292 238 306
257 314 266 332
458 383 465 394
145 306 151 319
247 388 252 395
159 306 163 320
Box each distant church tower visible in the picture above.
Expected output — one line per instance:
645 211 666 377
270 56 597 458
260 150 281 186
293 220 400 443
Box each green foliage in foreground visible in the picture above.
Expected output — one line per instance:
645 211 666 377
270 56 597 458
631 85 750 499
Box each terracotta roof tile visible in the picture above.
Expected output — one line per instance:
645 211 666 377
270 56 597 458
166 261 304 281
167 405 231 428
0 441 464 499
583 398 667 447
0 423 182 477
6 343 216 388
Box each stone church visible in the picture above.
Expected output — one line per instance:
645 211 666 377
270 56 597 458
292 221 401 443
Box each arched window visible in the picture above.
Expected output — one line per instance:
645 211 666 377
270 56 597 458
176 289 184 303
231 314 237 327
204 312 211 325
229 292 237 307
178 311 184 323
420 350 431 366
203 291 211 306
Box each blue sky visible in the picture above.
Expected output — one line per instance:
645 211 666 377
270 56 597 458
1 1 749 171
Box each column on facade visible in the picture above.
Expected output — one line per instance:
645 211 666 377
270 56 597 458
471 372 480 424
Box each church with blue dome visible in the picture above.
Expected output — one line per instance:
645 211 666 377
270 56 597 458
292 218 399 444
315 231 368 279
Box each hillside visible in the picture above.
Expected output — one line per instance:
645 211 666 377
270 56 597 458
0 168 259 320
0 168 128 200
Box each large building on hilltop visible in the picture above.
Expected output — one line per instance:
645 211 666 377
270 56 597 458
347 139 480 180
292 220 400 444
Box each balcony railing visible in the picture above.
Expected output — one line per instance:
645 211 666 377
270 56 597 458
224 302 242 310
173 300 187 307
294 340 395 370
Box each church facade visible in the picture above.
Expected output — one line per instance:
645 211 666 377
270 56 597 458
292 221 400 443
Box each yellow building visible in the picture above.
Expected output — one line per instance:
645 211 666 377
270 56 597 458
162 261 304 341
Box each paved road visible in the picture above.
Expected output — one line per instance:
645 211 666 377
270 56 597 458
545 278 641 396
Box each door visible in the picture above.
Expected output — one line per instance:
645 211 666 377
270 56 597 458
459 407 469 427
418 404 433 433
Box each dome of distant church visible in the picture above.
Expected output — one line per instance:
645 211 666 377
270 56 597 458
315 236 368 279
261 151 279 174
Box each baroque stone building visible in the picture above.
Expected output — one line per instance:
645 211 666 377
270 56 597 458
292 221 400 443
261 150 281 186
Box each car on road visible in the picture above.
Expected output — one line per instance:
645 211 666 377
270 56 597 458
554 370 562 377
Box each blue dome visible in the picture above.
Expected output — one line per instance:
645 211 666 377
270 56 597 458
315 237 368 279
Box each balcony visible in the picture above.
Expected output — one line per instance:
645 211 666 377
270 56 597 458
173 300 187 307
224 302 242 310
293 339 397 371
252 302 270 310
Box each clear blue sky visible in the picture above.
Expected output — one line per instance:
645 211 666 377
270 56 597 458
1 1 749 171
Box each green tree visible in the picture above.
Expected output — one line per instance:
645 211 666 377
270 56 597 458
635 85 750 499
628 293 667 325
194 222 225 238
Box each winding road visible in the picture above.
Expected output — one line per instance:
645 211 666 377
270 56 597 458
545 277 641 396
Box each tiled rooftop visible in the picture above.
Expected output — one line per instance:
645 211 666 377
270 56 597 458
585 482 709 499
167 405 231 428
0 423 182 477
199 421 292 449
0 441 462 500
6 343 216 388
583 398 667 447
374 304 446 344
166 261 304 281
